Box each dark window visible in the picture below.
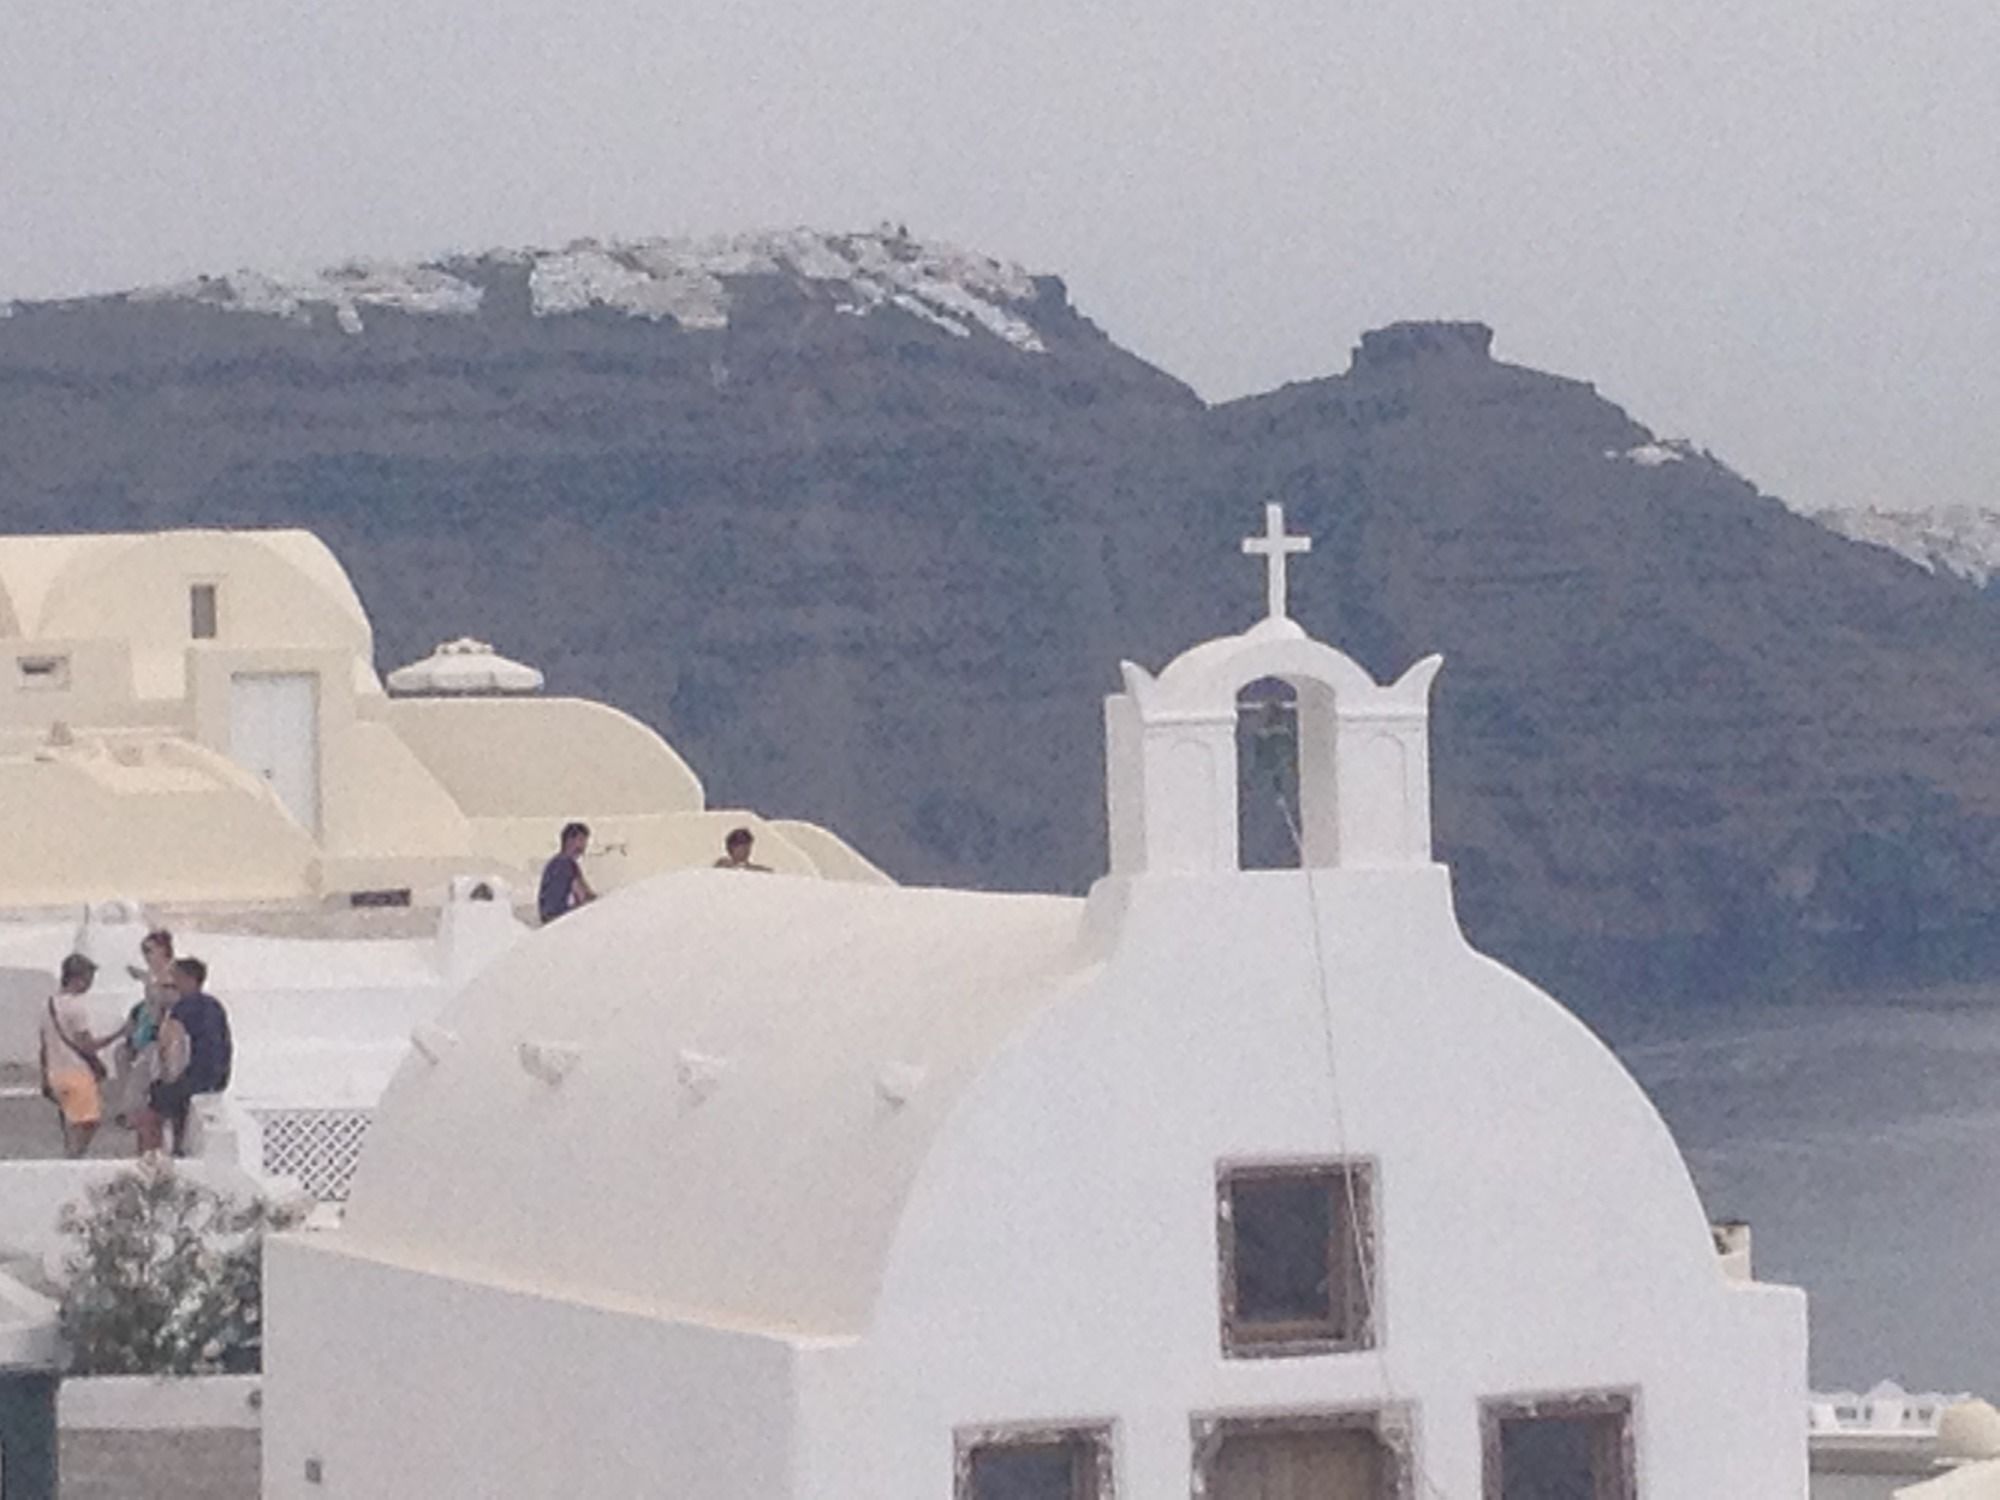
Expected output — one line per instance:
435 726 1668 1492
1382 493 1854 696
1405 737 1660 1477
1220 1161 1374 1356
1237 677 1302 870
958 1428 1108 1500
190 584 218 640
1485 1395 1635 1500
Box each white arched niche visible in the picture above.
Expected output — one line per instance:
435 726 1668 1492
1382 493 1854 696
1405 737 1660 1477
1103 618 1441 876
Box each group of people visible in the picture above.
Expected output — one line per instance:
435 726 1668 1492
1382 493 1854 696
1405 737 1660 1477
38 929 234 1160
536 822 772 925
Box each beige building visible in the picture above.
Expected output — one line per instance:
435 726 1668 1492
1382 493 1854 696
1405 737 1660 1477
0 528 883 908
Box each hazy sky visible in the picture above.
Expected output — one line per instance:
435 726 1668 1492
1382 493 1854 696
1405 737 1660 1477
4 0 1995 512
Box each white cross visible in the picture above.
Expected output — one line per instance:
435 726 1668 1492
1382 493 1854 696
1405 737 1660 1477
1241 502 1312 620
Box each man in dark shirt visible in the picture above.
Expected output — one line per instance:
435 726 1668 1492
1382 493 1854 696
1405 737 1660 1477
148 957 234 1158
713 827 772 872
538 821 598 924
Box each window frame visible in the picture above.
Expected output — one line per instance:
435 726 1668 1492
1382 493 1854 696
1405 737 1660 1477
954 1420 1115 1500
1190 1405 1416 1500
1216 1157 1379 1358
1481 1389 1638 1500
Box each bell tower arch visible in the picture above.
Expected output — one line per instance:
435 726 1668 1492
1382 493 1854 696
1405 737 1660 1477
1103 505 1442 877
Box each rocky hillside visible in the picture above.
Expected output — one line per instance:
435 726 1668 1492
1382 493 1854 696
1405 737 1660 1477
7 230 2000 997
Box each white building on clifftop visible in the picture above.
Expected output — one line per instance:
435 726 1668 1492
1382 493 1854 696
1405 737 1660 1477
264 507 1806 1500
0 527 882 908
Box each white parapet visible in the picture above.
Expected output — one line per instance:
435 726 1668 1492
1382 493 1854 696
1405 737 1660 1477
60 1374 262 1431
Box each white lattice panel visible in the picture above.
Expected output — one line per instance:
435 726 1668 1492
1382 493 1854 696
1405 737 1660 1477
253 1108 374 1202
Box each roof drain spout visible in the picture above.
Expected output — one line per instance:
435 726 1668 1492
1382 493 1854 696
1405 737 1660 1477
518 1039 582 1087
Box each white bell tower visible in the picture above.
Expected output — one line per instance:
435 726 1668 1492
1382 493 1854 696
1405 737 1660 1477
1103 505 1442 876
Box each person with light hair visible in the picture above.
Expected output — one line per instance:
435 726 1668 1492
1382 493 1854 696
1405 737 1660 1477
106 929 178 1152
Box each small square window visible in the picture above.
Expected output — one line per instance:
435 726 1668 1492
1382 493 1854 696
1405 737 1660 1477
956 1425 1111 1500
1483 1393 1636 1500
16 655 70 691
1218 1160 1376 1357
189 583 219 640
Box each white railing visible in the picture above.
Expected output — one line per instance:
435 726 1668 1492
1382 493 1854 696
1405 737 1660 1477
248 1108 373 1202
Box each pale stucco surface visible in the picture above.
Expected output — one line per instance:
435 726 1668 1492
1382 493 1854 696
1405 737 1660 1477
386 696 704 817
0 739 322 906
335 872 1091 1331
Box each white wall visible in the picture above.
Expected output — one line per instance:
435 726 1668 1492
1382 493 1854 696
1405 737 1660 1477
796 867 1807 1500
0 960 53 1068
225 987 443 1108
262 1237 799 1499
61 1373 262 1431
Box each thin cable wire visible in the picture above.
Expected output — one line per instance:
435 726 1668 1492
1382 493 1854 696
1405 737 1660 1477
1276 789 1454 1500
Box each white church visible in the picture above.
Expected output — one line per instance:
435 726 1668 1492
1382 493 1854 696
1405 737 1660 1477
263 507 1808 1499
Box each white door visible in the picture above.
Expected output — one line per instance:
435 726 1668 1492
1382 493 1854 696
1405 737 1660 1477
229 673 320 834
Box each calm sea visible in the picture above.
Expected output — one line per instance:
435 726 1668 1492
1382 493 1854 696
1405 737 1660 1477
1583 986 2000 1394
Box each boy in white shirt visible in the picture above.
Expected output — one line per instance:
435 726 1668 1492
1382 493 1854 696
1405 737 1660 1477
39 953 106 1158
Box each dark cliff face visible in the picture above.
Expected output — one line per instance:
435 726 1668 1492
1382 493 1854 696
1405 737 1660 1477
5 249 1999 998
1194 335 2000 986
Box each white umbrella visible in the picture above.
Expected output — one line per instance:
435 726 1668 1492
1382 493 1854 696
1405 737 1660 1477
387 638 545 695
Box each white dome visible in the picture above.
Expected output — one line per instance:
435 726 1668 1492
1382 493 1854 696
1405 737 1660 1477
343 871 1092 1333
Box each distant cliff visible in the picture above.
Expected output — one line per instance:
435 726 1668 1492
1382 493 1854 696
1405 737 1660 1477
8 230 2000 998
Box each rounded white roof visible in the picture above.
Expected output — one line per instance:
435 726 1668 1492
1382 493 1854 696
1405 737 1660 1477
0 528 369 638
1123 614 1440 718
343 872 1093 1334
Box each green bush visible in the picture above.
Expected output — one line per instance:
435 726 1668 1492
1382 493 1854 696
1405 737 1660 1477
56 1163 306 1376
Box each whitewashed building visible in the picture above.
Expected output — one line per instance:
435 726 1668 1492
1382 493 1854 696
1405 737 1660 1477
0 527 885 907
264 509 1808 1499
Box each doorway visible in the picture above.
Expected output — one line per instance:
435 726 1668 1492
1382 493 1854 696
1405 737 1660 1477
228 672 320 834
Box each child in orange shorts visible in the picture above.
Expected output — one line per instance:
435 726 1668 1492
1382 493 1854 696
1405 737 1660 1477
39 953 106 1158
